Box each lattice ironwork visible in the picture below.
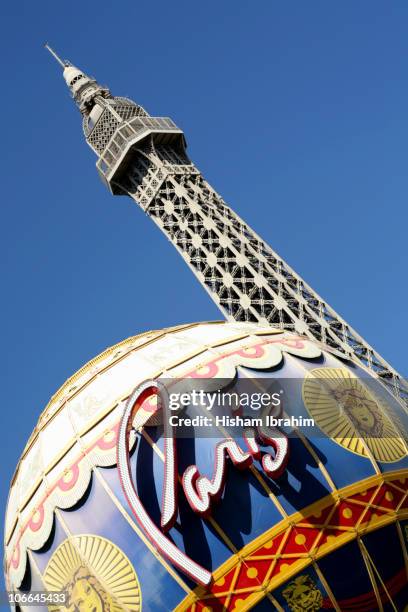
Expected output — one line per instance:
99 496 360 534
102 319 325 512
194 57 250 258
111 97 148 121
60 57 406 405
87 108 120 154
86 98 148 155
109 139 407 405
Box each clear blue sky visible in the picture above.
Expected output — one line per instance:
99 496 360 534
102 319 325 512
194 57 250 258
1 0 407 584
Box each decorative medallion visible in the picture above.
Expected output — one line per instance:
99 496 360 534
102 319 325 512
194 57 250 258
282 575 323 612
302 367 407 463
43 535 141 611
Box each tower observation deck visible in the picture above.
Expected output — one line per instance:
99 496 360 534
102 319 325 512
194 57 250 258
46 46 407 406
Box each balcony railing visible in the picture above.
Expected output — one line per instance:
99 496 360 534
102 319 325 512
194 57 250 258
96 116 182 178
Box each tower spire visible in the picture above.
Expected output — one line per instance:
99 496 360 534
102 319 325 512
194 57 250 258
45 45 113 116
44 43 67 68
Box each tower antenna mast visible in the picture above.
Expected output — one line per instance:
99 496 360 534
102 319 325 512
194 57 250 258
44 43 67 68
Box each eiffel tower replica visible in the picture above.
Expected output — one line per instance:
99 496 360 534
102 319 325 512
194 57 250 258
46 45 407 406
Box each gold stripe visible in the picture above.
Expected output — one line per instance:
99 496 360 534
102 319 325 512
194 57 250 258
207 518 238 554
248 467 288 517
294 429 337 491
265 593 284 611
396 521 408 576
262 527 292 585
223 564 241 609
360 538 398 612
358 537 384 612
355 482 384 529
313 561 341 612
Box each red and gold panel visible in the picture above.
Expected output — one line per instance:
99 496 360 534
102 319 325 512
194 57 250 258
176 470 408 610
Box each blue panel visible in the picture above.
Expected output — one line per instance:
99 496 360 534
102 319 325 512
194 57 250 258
317 539 374 605
251 596 276 610
166 488 232 574
378 453 408 474
210 460 283 549
59 471 187 611
306 435 377 489
268 436 333 515
101 437 233 575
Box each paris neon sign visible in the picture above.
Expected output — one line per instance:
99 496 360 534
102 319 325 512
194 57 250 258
117 380 289 586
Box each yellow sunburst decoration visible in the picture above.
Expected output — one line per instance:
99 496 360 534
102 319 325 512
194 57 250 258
43 535 141 611
302 367 407 463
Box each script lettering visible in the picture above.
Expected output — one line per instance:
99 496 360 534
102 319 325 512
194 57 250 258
117 380 290 586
